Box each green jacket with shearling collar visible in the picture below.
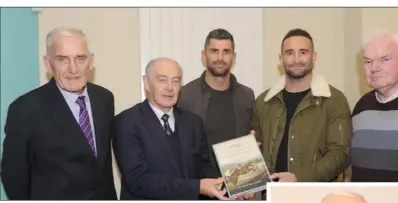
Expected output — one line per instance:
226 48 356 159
251 74 353 182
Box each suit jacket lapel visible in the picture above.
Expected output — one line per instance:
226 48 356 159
46 79 96 161
142 100 182 177
174 108 191 179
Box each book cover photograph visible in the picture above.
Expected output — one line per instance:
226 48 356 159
212 134 272 198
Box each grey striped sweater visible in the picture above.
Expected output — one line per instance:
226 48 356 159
351 90 398 181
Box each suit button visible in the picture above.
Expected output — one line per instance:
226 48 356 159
97 189 100 192
290 157 294 161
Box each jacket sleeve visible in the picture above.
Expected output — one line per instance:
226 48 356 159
112 112 200 200
295 95 352 182
1 102 33 200
251 96 265 149
197 118 219 179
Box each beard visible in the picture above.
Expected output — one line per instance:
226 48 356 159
207 61 231 77
285 62 313 79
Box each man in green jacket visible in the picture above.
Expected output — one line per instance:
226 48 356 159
251 28 352 187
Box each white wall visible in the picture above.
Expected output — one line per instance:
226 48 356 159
139 8 264 97
343 8 364 110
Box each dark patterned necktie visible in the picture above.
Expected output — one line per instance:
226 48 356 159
76 96 97 157
161 114 173 136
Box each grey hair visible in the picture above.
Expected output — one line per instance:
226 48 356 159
46 27 89 56
362 29 398 48
144 57 183 77
321 191 367 203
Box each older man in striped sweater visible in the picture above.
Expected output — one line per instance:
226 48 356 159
351 30 398 181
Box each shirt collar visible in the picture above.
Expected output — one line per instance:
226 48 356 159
375 90 398 103
148 102 174 121
56 82 89 104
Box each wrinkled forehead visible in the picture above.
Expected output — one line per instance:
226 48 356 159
152 60 182 79
52 35 89 53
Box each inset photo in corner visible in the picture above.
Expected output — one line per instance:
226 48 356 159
267 182 398 203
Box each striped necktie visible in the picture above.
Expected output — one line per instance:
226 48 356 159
76 96 97 157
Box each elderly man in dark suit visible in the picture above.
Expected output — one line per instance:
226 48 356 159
1 27 117 200
113 57 229 200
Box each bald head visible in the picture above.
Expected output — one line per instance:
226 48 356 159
321 192 367 203
145 57 182 78
143 57 182 112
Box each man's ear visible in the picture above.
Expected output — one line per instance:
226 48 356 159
201 50 206 67
232 52 237 67
43 55 53 75
312 51 317 64
143 75 150 93
89 53 95 71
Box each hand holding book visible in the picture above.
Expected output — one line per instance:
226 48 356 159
212 134 272 199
